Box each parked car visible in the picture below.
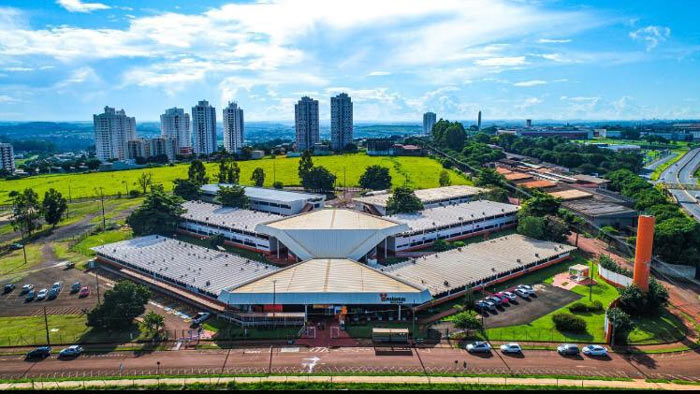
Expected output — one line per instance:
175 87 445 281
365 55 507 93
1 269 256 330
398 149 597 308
514 288 530 298
488 296 506 306
495 292 512 304
51 281 62 291
499 343 522 354
58 345 83 358
466 341 492 353
9 243 23 250
25 289 36 302
517 284 535 294
501 291 517 302
191 312 212 327
557 344 580 356
481 299 497 311
3 283 16 294
48 288 59 300
475 300 491 312
70 282 81 293
26 346 51 360
582 345 608 357
79 286 90 298
20 284 34 294
36 288 49 300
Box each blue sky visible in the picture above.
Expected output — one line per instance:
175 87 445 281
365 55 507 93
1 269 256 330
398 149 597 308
0 0 698 122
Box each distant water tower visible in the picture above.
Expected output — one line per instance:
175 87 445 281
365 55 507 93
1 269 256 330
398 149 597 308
526 119 532 128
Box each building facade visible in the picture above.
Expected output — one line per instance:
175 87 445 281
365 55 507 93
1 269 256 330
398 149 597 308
0 143 14 174
222 102 244 153
160 107 191 152
294 96 319 152
149 137 177 161
93 106 136 161
191 100 217 156
127 138 150 160
330 93 353 151
423 112 436 136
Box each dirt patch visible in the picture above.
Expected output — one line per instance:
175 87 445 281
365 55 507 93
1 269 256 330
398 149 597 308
481 284 581 328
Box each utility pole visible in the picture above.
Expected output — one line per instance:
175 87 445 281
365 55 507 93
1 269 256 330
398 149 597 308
43 306 50 345
68 182 72 203
95 187 106 231
95 271 101 305
22 243 27 266
589 258 593 301
272 279 277 328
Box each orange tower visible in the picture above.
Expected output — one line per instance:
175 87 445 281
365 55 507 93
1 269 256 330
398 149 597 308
633 215 655 292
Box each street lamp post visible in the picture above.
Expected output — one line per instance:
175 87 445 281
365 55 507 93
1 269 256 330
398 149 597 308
272 279 277 328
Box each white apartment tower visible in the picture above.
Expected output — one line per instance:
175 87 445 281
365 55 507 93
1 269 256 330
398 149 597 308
223 102 244 153
160 107 191 151
295 96 319 152
93 106 136 161
191 100 217 156
330 93 353 151
0 143 15 174
423 112 436 136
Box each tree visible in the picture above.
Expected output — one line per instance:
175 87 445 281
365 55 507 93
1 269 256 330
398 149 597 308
188 160 209 186
217 157 240 184
358 165 392 190
86 158 101 170
273 181 284 190
210 233 226 249
127 187 185 236
607 307 634 343
298 150 313 181
87 280 151 330
137 172 153 194
543 215 570 242
173 179 201 201
477 187 509 203
42 188 67 228
432 239 451 251
439 170 452 187
453 311 482 331
10 188 42 237
474 168 504 187
386 186 424 214
518 192 561 218
216 185 250 208
301 166 336 192
142 311 165 338
445 123 466 150
517 216 546 239
251 167 265 187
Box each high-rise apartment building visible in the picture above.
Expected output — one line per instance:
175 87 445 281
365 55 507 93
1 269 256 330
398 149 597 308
423 112 436 136
149 137 177 161
0 143 15 174
295 96 319 152
93 106 136 161
330 93 353 151
127 138 150 160
223 102 244 153
160 107 191 152
191 100 217 156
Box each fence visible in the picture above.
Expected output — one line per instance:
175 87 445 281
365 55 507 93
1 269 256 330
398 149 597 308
597 264 633 288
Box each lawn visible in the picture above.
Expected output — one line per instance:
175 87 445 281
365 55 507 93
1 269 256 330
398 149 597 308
0 314 90 347
70 228 133 257
0 243 43 277
203 318 300 340
0 154 470 203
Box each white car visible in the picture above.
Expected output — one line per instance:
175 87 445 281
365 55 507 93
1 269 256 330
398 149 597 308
59 345 83 358
517 284 534 293
499 343 522 354
514 288 530 298
466 341 491 353
582 345 608 357
501 291 517 302
36 289 49 300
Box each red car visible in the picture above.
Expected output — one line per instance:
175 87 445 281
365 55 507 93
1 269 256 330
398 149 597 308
78 286 90 298
495 292 512 304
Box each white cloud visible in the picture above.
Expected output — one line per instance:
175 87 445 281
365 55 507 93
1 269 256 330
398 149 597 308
56 0 110 13
4 67 33 72
0 95 19 103
55 66 99 88
367 71 391 77
513 79 547 87
516 97 542 111
474 56 526 66
629 25 670 51
537 38 571 44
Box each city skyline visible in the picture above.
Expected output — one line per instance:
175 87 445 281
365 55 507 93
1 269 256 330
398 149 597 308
0 0 699 122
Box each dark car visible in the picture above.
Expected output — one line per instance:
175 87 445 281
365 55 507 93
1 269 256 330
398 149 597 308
9 243 23 251
3 283 16 294
26 346 51 360
71 282 81 293
557 344 580 356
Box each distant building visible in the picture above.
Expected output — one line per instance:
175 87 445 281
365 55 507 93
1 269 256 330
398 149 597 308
223 102 244 153
477 111 482 130
191 100 217 155
149 137 178 161
199 185 326 216
160 107 191 152
423 112 436 136
127 138 150 160
93 106 136 161
330 93 353 151
526 119 532 128
295 96 319 152
0 143 15 174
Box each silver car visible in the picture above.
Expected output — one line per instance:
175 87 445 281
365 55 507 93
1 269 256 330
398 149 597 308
582 345 608 357
499 343 522 354
36 289 49 300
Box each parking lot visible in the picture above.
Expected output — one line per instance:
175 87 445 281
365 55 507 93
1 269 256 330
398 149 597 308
480 284 582 328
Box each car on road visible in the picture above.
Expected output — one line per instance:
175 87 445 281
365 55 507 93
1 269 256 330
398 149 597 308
58 345 83 358
514 288 530 298
3 283 16 294
499 343 522 354
191 312 212 327
26 346 51 360
466 341 491 353
79 286 90 298
20 284 34 294
500 291 517 302
25 289 36 302
9 243 23 250
36 288 49 300
582 345 608 357
557 343 580 356
70 282 81 293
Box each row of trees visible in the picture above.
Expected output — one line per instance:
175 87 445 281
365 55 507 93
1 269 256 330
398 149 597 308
10 188 68 238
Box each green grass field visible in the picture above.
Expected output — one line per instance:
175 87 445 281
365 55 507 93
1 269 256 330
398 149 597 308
0 315 89 347
0 154 470 203
70 228 133 257
0 244 43 277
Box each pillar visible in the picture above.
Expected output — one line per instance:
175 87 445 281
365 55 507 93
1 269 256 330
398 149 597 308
633 215 655 292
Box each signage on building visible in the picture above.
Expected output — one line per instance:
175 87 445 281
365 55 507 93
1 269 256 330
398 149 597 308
379 293 405 304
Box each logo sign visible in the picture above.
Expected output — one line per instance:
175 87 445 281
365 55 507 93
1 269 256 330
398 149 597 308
379 293 405 304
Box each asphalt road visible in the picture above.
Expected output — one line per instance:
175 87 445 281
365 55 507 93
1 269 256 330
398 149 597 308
1 346 700 382
657 148 700 222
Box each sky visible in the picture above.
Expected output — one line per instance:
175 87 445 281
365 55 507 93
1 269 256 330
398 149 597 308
0 0 699 122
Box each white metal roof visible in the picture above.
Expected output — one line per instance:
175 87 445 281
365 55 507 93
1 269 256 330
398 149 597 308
382 234 576 296
91 235 277 296
353 185 487 208
387 200 519 233
200 184 323 203
255 209 409 260
181 201 283 232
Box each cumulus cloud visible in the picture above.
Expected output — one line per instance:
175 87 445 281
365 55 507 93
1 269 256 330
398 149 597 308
629 25 670 51
56 0 110 13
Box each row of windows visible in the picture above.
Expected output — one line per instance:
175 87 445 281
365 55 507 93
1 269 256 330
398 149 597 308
402 213 515 237
181 224 270 250
251 200 292 209
182 220 269 239
395 219 516 249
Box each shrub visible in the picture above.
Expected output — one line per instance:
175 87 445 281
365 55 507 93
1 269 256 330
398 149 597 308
552 312 587 333
128 189 141 198
590 300 604 312
568 300 604 313
273 181 284 189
